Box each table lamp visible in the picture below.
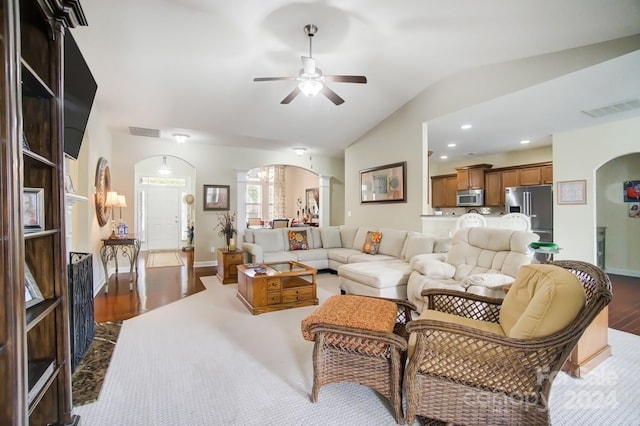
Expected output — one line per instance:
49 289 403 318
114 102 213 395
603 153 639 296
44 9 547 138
105 191 120 239
117 194 128 236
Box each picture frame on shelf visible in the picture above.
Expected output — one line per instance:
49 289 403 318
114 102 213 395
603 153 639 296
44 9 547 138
557 180 586 205
203 184 230 211
64 173 75 194
360 161 407 203
23 187 45 232
25 262 44 308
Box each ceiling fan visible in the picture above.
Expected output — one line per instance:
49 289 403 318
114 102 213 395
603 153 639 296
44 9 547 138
253 24 367 105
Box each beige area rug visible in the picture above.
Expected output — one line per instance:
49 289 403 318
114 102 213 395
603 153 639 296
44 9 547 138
73 273 640 426
146 251 184 268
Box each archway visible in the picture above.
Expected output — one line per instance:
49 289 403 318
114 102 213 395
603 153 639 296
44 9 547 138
237 164 324 230
134 155 196 251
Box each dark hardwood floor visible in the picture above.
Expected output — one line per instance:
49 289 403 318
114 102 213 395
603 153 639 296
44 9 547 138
94 252 640 335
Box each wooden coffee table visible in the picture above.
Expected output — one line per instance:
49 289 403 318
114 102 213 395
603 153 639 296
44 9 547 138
237 261 318 315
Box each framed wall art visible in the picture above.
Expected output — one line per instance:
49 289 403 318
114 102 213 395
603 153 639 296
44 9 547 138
203 184 230 211
623 180 640 203
360 161 406 203
25 262 44 308
557 180 586 205
23 187 45 232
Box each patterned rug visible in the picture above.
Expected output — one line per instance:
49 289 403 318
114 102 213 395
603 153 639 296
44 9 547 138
72 321 122 407
146 251 184 268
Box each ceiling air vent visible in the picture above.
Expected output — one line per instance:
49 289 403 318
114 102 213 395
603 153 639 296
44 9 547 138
129 126 160 138
582 98 640 118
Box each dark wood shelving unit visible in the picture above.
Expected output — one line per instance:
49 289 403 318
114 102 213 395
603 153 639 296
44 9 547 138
1 0 88 424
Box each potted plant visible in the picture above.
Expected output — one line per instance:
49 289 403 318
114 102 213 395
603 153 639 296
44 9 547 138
216 211 237 250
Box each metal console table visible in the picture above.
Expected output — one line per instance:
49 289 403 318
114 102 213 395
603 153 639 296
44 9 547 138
100 236 141 293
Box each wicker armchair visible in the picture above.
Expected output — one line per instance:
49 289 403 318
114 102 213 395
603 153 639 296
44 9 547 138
305 296 416 424
403 260 612 426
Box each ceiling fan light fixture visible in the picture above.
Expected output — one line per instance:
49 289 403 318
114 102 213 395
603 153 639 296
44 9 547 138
298 79 323 97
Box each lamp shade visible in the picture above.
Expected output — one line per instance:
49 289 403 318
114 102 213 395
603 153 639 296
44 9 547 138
117 195 127 208
105 191 119 207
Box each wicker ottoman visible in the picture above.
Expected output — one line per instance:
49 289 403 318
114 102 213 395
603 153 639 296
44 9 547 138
301 295 415 424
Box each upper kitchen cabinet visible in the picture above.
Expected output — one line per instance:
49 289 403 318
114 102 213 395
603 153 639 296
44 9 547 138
432 174 457 207
456 164 492 190
484 170 503 206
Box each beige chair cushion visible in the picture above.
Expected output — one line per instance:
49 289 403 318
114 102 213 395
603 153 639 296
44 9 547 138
408 309 505 357
500 264 586 339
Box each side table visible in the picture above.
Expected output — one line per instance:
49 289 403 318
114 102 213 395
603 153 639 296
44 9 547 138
100 236 141 293
217 249 244 284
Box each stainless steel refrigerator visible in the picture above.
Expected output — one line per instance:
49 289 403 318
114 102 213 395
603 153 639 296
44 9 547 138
505 184 553 242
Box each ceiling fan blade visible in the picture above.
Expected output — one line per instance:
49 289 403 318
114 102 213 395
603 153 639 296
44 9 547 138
253 77 297 82
324 75 367 84
301 56 316 75
281 87 301 104
321 85 345 105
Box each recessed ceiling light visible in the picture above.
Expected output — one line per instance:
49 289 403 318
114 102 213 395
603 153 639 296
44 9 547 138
440 155 448 159
293 147 307 156
447 143 456 147
172 133 190 143
460 124 472 130
520 140 530 144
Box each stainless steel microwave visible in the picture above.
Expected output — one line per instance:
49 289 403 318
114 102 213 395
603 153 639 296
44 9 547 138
456 189 484 206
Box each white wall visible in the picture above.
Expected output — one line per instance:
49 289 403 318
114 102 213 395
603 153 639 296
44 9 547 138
345 36 640 232
107 133 344 265
597 153 640 275
553 116 640 275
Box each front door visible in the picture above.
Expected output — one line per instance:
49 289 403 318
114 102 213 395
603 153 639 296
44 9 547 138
146 187 180 250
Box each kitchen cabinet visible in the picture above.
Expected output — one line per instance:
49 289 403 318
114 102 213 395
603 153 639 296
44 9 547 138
431 174 457 207
541 165 553 184
484 171 503 206
456 164 492 190
501 169 520 189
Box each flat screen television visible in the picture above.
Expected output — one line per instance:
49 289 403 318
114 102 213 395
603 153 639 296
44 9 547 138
64 31 97 160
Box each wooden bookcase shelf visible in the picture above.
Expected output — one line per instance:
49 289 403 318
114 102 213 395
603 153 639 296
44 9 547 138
0 1 88 424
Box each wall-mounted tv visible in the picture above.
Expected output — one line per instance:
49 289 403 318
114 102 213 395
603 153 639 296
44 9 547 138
64 31 97 160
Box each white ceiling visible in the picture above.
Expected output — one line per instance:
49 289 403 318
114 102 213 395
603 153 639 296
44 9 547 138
70 1 640 160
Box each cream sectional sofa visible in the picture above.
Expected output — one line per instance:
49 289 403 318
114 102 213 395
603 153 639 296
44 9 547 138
241 226 451 297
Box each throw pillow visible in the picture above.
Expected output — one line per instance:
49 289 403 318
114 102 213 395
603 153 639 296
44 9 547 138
288 230 309 251
362 231 382 255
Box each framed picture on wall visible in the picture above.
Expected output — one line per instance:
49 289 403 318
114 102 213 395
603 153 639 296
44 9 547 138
360 161 406 203
557 180 586 205
203 184 230 211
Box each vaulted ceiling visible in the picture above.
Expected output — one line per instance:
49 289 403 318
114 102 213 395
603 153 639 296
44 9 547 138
71 1 640 160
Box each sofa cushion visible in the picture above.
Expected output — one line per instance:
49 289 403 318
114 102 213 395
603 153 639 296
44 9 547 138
288 229 309 250
404 235 436 262
500 264 586 339
293 248 328 263
340 226 358 249
310 228 323 249
353 227 376 250
412 258 456 278
254 229 285 252
434 238 452 253
348 253 397 263
321 227 342 248
263 251 298 263
327 248 362 264
362 231 382 254
447 227 538 280
338 261 413 289
460 273 515 289
378 228 407 258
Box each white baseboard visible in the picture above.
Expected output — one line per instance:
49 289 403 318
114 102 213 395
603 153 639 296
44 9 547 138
604 267 640 278
195 260 217 268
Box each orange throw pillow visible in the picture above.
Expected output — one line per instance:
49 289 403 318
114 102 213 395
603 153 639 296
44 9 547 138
362 231 382 254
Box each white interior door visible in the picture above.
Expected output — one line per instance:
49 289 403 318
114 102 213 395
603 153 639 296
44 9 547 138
146 187 181 250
